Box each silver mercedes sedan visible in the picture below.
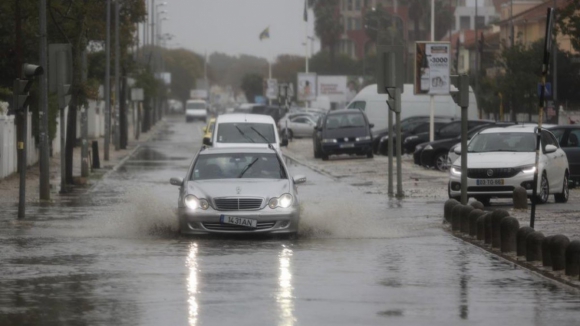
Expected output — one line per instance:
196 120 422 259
170 146 306 235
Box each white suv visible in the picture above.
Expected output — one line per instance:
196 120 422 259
448 125 569 205
209 114 288 151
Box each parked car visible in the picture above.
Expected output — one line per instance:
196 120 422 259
543 125 580 183
170 146 306 235
208 114 288 151
185 99 208 122
448 126 569 206
278 114 318 139
403 120 493 154
418 122 515 171
312 109 374 160
378 121 450 156
202 118 216 146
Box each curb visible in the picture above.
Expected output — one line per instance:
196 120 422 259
281 148 342 182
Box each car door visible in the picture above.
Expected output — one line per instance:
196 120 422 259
561 129 580 180
541 130 565 192
293 117 315 137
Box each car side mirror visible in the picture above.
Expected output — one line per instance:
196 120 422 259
453 146 461 155
293 175 306 184
544 144 558 154
170 177 183 186
369 123 374 128
203 138 212 146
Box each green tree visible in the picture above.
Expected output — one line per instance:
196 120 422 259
310 0 343 62
557 0 580 53
163 48 204 105
240 73 264 103
310 51 360 76
272 55 305 84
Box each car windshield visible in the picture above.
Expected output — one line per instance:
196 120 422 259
187 102 206 110
325 113 366 129
468 132 536 153
216 123 276 144
191 153 286 180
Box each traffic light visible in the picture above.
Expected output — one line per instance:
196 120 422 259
450 74 469 108
10 79 33 114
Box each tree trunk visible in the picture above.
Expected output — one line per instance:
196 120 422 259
65 104 76 184
120 70 127 149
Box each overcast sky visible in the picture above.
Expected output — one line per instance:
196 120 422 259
146 0 318 61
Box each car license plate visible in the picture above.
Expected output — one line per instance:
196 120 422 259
220 215 257 228
476 179 504 186
340 143 354 148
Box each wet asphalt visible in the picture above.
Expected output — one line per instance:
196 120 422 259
0 116 579 326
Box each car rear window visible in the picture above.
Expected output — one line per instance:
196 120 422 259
325 113 366 129
468 132 536 153
216 123 276 144
187 102 206 110
191 153 286 180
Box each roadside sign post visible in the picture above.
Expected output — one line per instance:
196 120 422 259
378 45 405 198
131 88 144 140
531 7 555 229
450 74 470 205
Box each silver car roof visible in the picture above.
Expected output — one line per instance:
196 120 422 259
198 147 278 155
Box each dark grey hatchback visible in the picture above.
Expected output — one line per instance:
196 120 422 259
313 109 374 160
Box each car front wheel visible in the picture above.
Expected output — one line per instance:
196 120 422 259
535 173 550 204
433 152 448 171
554 173 569 203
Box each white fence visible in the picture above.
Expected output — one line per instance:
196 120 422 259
0 113 45 178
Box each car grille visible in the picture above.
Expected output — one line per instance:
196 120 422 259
214 197 263 210
467 168 520 179
336 137 356 143
202 221 276 231
467 186 515 192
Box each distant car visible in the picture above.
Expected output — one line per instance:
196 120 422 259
170 147 306 235
419 122 515 171
312 109 374 160
448 126 569 206
278 114 319 139
544 125 580 183
372 115 454 154
202 118 216 146
403 120 494 154
378 121 450 156
185 100 208 122
210 114 288 151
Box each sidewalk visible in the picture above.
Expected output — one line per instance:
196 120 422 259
0 119 166 206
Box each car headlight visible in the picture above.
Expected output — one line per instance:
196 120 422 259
268 193 294 209
405 136 418 143
356 136 371 141
521 165 536 174
322 139 337 143
423 145 433 150
184 195 209 210
381 135 389 141
450 166 462 176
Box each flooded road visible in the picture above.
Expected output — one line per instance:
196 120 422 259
1 116 579 325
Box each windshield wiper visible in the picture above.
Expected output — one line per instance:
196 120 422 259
237 158 259 178
338 125 360 129
235 125 255 143
250 126 270 143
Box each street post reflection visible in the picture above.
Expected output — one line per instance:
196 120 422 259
277 246 295 326
186 242 199 326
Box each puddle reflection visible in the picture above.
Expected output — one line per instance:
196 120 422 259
186 243 199 326
277 246 295 326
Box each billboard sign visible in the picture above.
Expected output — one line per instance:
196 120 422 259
297 73 317 101
131 88 144 101
190 89 208 99
317 76 348 103
266 79 278 99
415 42 450 95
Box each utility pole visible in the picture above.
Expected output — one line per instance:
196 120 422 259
81 52 89 177
552 0 558 124
105 0 111 160
474 0 480 118
151 0 157 126
114 0 121 151
39 0 50 200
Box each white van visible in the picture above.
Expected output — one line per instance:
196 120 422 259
208 114 288 151
185 99 208 122
346 84 478 132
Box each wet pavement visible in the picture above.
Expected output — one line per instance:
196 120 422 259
1 116 579 325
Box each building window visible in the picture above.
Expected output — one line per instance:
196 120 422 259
347 0 353 11
342 0 346 11
475 16 485 29
354 18 362 30
355 0 361 10
347 17 353 31
460 16 470 30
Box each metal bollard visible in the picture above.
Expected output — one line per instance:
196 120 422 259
451 205 464 231
564 240 580 277
551 234 570 272
92 140 100 169
459 205 474 234
444 199 460 223
491 210 510 248
516 227 535 257
468 209 485 237
500 217 520 253
542 235 555 267
525 231 544 261
476 213 487 241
